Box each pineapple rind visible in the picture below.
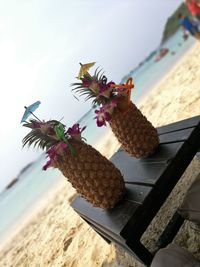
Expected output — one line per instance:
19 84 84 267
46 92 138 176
109 102 159 158
53 140 125 208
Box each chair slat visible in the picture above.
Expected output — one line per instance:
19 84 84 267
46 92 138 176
157 115 200 135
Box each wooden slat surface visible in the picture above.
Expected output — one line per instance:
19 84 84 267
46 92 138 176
111 142 183 185
158 128 194 144
72 182 153 238
120 141 196 239
91 223 138 256
157 115 200 135
70 115 200 265
80 216 112 244
72 196 140 236
90 222 138 258
124 184 153 204
80 213 125 244
72 183 152 238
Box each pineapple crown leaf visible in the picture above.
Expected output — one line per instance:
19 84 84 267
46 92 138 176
71 67 108 103
22 119 65 150
94 67 105 81
22 121 35 129
71 84 83 88
71 87 91 93
85 95 96 101
22 119 63 128
71 88 97 101
22 129 58 150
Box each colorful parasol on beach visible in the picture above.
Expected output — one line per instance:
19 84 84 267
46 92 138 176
78 62 95 79
21 101 41 123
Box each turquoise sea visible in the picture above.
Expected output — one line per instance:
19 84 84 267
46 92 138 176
0 29 195 243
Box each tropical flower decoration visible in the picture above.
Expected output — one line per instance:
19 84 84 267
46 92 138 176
72 62 134 127
21 102 86 170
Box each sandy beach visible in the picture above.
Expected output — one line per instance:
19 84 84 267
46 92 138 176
0 41 200 267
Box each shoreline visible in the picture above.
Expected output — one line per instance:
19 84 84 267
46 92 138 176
137 40 197 106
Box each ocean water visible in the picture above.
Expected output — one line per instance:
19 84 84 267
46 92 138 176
0 30 195 243
128 29 195 103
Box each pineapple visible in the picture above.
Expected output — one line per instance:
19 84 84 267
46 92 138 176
72 63 159 158
109 100 159 158
22 119 125 208
53 140 125 208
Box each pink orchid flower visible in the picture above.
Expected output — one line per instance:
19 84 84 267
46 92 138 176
43 159 53 171
32 121 56 137
94 99 118 127
82 78 92 88
67 123 86 140
98 81 114 99
94 108 111 127
31 121 43 129
43 141 67 170
82 77 100 94
107 98 118 111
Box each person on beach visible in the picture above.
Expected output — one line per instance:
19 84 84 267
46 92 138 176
185 0 200 21
178 13 200 39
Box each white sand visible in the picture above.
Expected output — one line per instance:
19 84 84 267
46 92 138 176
0 41 200 267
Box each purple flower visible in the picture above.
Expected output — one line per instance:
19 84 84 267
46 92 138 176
107 98 118 110
94 103 115 127
31 121 57 138
67 123 86 140
94 99 118 127
43 141 67 170
94 108 111 127
43 159 53 171
31 121 43 129
82 78 92 88
82 78 100 94
97 81 115 99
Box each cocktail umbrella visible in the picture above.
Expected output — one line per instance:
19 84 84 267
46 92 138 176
72 62 96 100
21 101 41 123
78 62 95 79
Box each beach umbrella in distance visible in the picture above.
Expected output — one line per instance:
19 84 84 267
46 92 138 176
77 62 95 79
20 101 41 123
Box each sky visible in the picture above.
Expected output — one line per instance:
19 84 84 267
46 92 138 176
0 0 183 192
